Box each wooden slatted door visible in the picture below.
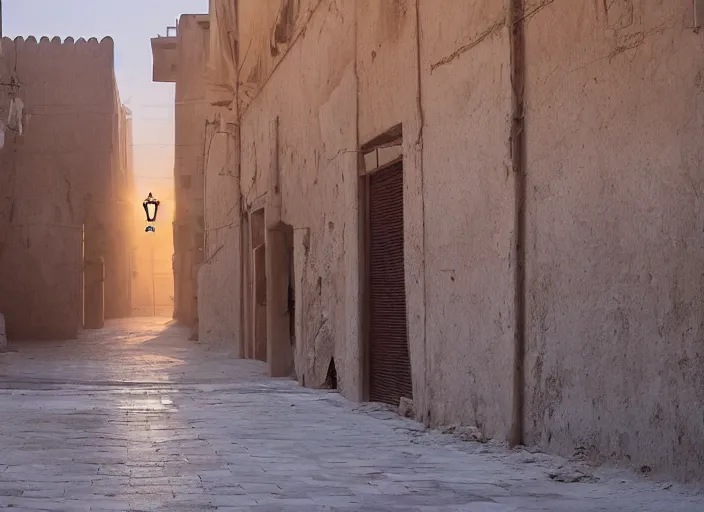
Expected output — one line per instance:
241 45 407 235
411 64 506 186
368 162 412 405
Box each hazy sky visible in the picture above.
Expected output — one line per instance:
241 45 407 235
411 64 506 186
4 0 208 195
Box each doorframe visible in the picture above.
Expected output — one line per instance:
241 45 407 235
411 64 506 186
359 172 371 402
242 195 267 360
249 204 266 362
358 125 404 403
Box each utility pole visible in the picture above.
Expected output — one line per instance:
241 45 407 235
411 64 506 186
151 235 156 317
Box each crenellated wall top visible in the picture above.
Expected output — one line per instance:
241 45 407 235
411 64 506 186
2 36 114 50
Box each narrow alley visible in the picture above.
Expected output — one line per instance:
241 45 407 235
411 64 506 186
0 319 701 512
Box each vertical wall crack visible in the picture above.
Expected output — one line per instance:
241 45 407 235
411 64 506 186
414 0 430 427
509 0 527 448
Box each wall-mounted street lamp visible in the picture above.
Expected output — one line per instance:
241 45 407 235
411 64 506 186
143 192 160 232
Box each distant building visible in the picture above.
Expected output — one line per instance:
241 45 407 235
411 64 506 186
0 36 134 338
151 16 211 328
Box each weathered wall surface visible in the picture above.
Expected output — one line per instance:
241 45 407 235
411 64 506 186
201 0 704 481
356 0 427 414
104 83 134 320
0 36 131 339
238 0 358 389
235 0 515 428
419 0 514 437
524 0 704 479
198 116 241 345
237 0 322 114
198 2 241 347
173 15 210 328
233 0 515 430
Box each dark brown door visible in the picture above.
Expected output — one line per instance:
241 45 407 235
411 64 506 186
368 162 412 405
253 244 267 363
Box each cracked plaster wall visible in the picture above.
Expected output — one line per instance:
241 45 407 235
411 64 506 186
174 15 211 328
417 0 515 439
234 0 515 429
199 115 242 346
356 0 516 438
0 36 130 339
524 0 704 480
209 0 703 480
238 0 357 392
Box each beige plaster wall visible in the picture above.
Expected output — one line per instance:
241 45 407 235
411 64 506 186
198 116 241 345
202 0 704 480
524 0 704 480
0 36 130 339
418 0 515 437
105 80 134 320
173 15 210 327
238 0 358 391
197 2 241 347
234 0 515 429
237 0 322 114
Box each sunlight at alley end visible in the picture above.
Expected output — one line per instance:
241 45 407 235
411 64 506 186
1 1 704 511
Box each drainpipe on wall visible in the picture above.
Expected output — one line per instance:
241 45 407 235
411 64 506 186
230 0 247 360
0 0 8 344
509 0 527 448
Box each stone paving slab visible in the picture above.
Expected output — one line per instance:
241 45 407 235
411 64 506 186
0 318 702 511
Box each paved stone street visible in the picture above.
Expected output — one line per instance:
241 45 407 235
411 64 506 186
0 319 701 511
